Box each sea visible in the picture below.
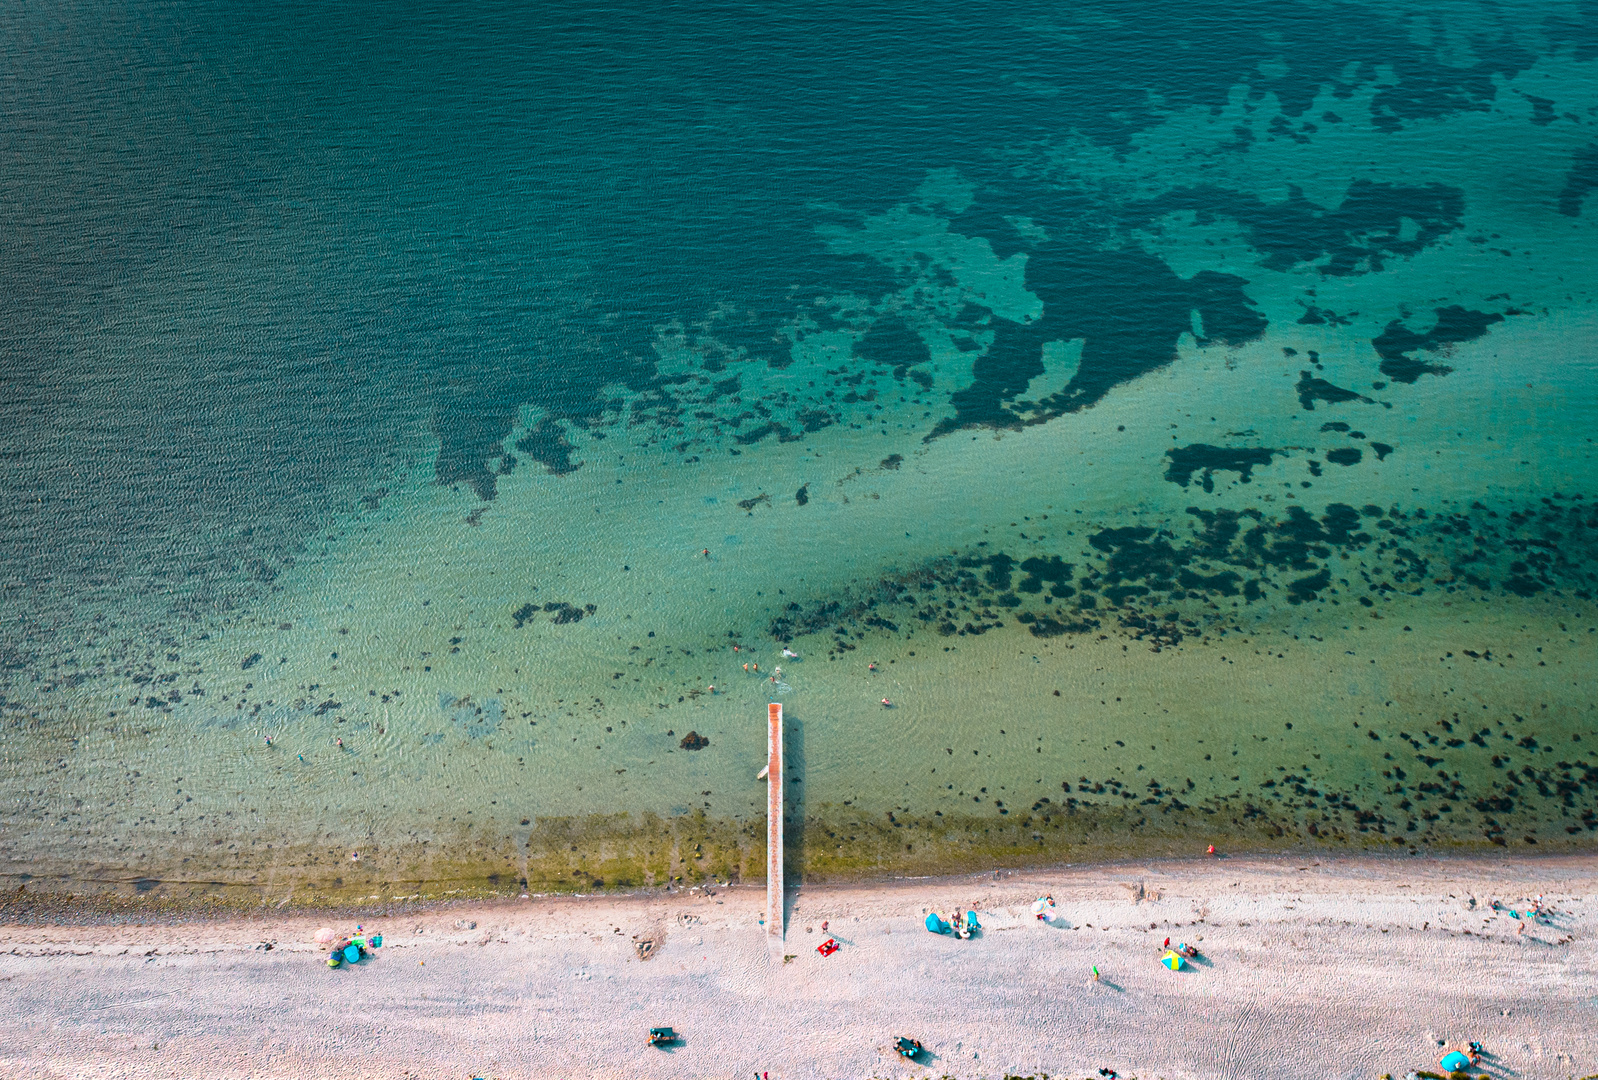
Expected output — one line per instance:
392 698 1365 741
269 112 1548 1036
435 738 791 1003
2 0 1595 907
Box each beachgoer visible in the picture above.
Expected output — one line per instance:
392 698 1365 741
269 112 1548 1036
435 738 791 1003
1091 965 1100 982
1163 936 1170 948
1206 844 1216 855
264 735 272 747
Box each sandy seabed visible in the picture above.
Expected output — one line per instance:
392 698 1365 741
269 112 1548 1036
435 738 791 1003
1 855 1595 1080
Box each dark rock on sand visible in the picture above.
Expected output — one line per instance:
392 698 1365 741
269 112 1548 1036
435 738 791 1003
1165 444 1278 492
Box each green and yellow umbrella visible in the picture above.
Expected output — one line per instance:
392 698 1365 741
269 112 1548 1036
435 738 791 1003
1161 951 1185 971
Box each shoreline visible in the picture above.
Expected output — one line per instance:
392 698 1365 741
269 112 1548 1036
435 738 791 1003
3 853 1594 1078
6 840 1598 926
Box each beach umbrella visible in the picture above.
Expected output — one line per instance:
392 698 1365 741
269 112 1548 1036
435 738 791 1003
1439 1051 1472 1071
1161 950 1184 971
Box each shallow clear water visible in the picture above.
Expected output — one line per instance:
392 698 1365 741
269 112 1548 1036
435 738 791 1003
2 0 1596 905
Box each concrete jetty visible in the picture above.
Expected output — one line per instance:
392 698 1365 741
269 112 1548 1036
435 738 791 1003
766 701 783 945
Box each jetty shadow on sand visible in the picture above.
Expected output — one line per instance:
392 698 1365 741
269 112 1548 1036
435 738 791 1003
782 708 806 931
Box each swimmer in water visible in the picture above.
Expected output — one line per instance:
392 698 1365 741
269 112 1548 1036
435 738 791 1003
781 648 798 658
881 698 892 707
868 662 877 671
743 663 749 672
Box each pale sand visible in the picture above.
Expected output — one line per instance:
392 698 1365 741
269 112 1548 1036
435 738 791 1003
2 857 1595 1080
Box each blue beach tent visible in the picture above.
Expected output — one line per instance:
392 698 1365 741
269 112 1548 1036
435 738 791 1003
924 912 951 934
1439 1050 1472 1072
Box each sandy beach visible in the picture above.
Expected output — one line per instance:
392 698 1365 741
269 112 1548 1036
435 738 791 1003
2 855 1595 1080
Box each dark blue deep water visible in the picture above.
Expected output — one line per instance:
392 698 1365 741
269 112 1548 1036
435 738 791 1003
8 0 1592 607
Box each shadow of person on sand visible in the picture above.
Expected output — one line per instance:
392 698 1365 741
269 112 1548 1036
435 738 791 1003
647 1031 685 1054
889 1042 939 1068
1468 1049 1514 1079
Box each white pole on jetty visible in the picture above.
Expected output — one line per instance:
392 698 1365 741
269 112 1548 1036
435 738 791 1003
766 701 783 945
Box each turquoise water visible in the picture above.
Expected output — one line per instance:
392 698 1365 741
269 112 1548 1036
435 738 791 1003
2 0 1596 904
